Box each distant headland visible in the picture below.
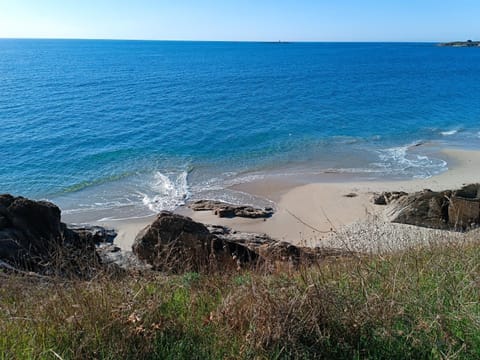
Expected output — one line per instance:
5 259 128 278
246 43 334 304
439 40 480 47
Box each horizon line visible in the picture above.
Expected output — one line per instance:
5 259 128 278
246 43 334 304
0 36 448 43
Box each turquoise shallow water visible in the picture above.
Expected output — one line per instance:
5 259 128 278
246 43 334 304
1 40 480 220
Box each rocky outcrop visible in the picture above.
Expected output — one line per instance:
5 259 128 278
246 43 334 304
378 184 480 230
0 194 63 265
388 189 452 229
373 191 408 205
439 40 480 47
0 194 117 276
447 184 480 228
66 225 117 245
133 211 345 273
207 224 343 265
132 211 258 272
189 200 274 218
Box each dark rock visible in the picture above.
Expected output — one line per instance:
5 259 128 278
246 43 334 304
133 211 258 272
215 207 236 218
0 194 116 276
66 225 117 245
0 194 15 209
373 191 408 205
0 236 26 264
373 194 387 205
387 184 480 231
208 224 342 265
189 200 274 218
389 189 452 229
0 195 65 270
0 214 10 229
133 211 211 261
7 197 63 256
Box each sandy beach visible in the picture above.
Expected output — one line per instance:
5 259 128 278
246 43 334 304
97 148 480 251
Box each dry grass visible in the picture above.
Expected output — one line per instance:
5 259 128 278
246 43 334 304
216 240 480 358
1 227 480 359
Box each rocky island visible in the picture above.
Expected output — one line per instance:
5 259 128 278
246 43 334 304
439 40 480 47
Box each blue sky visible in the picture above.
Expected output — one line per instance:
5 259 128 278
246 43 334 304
0 0 478 42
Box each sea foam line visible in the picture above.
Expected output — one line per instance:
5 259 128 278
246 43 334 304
374 142 447 179
441 129 459 136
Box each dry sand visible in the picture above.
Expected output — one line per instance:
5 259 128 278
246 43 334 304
96 215 155 251
99 148 480 251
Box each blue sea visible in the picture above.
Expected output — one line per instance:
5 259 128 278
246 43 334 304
1 40 480 221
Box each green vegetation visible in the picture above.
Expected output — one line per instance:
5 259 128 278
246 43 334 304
2 239 480 359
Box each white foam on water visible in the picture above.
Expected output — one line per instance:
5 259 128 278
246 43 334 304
224 173 267 186
374 143 447 179
140 171 190 212
441 129 459 136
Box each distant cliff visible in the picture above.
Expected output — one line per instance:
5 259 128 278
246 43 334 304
439 40 480 47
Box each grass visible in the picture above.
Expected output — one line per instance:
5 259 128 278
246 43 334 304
1 236 480 359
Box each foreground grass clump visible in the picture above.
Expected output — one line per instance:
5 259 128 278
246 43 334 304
1 239 480 359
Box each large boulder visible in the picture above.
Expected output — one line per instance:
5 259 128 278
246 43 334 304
386 184 480 230
0 195 63 260
189 200 274 218
0 194 114 276
133 211 259 272
388 189 452 229
133 211 212 271
0 194 65 270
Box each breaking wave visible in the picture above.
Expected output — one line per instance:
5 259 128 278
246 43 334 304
140 171 190 212
373 144 447 179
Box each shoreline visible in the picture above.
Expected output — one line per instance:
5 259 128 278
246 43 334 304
93 148 479 251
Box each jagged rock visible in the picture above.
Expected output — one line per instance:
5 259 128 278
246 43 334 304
66 225 117 245
132 211 259 272
373 191 408 205
388 189 452 229
386 184 480 230
189 200 274 218
0 195 64 261
132 212 345 273
208 224 343 264
133 211 211 263
448 184 480 228
0 194 117 276
0 194 66 271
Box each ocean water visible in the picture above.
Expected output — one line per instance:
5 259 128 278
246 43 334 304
1 40 480 221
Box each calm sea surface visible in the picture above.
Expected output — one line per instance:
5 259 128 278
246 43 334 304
1 40 480 220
